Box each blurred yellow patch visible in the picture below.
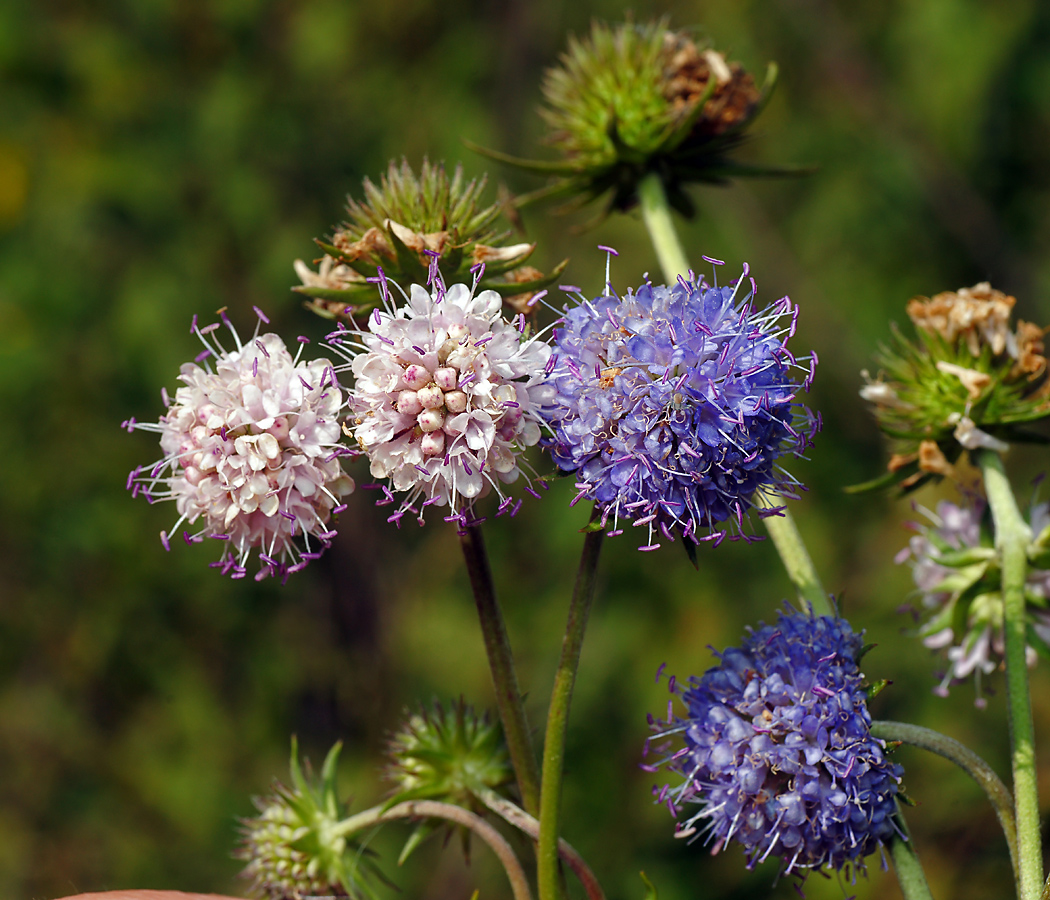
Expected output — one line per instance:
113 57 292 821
0 143 28 227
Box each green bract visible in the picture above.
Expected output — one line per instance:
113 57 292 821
470 20 784 219
856 283 1050 493
294 159 566 318
237 739 384 900
384 699 513 863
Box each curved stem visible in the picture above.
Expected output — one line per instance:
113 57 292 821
333 800 532 900
474 787 606 900
460 524 541 816
980 449 1043 900
637 172 831 618
888 812 935 900
756 491 831 616
872 720 1017 886
537 527 604 900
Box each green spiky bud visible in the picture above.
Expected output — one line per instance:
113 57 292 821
294 159 566 319
237 739 384 900
855 283 1050 493
383 699 513 863
471 20 789 219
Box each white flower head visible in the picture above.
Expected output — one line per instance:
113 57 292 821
125 308 355 580
330 264 552 526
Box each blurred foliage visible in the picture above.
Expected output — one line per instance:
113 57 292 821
2 1 1050 899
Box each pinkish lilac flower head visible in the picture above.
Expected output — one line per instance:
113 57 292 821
125 310 355 580
645 609 902 879
541 256 817 550
329 264 552 527
899 497 1050 704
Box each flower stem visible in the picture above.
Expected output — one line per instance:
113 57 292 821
333 799 532 900
872 720 1018 887
474 786 606 900
537 526 604 900
638 171 692 282
756 491 831 616
460 524 541 816
636 172 831 617
979 449 1042 900
888 814 935 900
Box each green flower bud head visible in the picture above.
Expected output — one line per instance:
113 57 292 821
383 700 513 864
237 738 383 900
294 159 566 319
385 699 513 809
471 20 786 219
856 283 1050 493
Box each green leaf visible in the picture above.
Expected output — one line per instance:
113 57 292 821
640 871 658 900
397 820 441 866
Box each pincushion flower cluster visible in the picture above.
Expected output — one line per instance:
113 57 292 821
646 609 902 877
543 264 817 549
331 270 552 525
126 312 354 579
900 498 1050 701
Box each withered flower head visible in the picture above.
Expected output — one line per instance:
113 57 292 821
470 19 790 220
856 283 1050 493
294 159 566 319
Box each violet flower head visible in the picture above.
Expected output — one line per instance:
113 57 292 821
646 609 902 879
542 256 817 549
125 310 355 580
330 262 552 527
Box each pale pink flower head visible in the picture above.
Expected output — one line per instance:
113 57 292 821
125 308 355 579
330 266 552 526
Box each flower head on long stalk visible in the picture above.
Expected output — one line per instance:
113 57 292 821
541 254 817 551
645 608 902 881
329 261 553 527
124 309 354 579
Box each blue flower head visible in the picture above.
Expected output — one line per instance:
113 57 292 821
645 609 903 879
542 255 817 550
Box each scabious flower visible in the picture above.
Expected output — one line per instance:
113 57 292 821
645 609 903 879
542 256 817 550
238 740 382 900
294 159 565 319
898 497 1050 703
330 263 552 526
859 283 1050 492
125 310 354 579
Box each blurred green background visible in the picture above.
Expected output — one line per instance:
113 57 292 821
3 0 1050 898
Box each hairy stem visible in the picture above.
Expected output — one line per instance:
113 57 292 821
333 800 532 900
538 528 605 900
475 787 606 900
888 814 935 900
460 524 541 815
980 449 1042 900
872 720 1017 887
638 171 692 282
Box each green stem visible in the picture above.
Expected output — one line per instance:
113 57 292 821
637 172 831 617
638 171 691 281
537 527 604 900
979 449 1043 900
332 799 532 900
888 813 935 900
460 524 541 816
474 786 606 900
756 491 831 616
872 720 1018 887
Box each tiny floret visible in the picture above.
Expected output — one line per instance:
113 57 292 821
646 609 902 878
331 266 552 526
126 313 354 579
542 259 816 549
